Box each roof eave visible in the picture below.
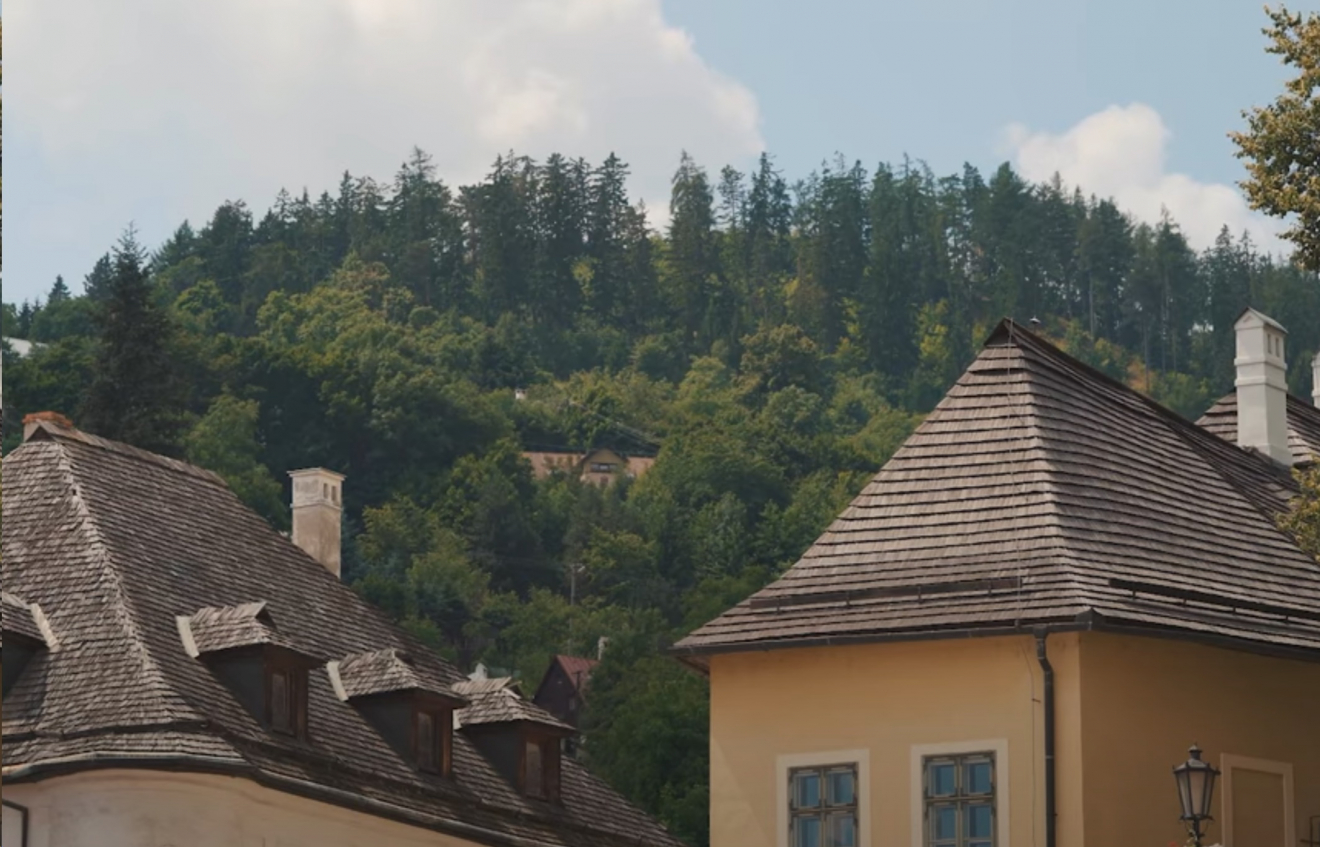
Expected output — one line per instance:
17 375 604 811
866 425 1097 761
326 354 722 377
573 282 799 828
669 612 1320 668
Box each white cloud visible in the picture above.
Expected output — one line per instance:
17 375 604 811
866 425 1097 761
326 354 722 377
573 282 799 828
5 0 763 302
1001 104 1287 255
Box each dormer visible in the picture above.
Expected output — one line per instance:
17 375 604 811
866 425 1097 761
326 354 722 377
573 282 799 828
2 592 57 696
328 648 466 777
453 677 575 803
178 601 319 740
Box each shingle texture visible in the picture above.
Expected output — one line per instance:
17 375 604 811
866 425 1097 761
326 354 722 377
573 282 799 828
2 419 684 847
333 647 462 702
1197 391 1320 465
453 679 573 732
182 601 316 657
676 320 1320 660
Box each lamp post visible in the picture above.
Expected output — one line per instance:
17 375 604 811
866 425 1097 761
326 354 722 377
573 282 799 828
1173 744 1220 847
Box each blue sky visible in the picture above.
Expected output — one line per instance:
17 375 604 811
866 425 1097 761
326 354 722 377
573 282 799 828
664 0 1301 185
4 0 1315 306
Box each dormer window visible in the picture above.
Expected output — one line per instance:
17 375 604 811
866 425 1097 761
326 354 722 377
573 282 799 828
414 702 453 775
520 735 562 801
521 731 562 800
178 602 319 742
266 654 309 738
329 648 464 779
453 677 573 804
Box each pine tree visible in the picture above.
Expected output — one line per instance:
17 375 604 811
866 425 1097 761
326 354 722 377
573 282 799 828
667 153 722 345
83 253 115 302
48 276 71 305
81 229 189 456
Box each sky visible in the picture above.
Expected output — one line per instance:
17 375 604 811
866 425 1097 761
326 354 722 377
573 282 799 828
4 0 1316 306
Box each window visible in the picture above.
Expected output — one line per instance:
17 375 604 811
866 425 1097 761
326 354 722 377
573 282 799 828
526 739 545 797
265 657 308 739
589 462 618 473
789 764 858 847
922 753 995 847
414 706 452 776
522 734 562 802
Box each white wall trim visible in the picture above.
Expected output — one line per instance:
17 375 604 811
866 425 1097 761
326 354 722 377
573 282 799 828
909 739 1010 847
775 748 871 847
1220 753 1295 847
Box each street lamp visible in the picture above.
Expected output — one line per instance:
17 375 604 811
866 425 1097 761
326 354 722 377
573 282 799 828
1173 744 1220 847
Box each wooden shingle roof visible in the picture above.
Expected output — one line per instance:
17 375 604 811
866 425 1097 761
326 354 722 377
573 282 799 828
1197 391 1320 465
1 418 684 847
453 679 574 732
675 320 1320 664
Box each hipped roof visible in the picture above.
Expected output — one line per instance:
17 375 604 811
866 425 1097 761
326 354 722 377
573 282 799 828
2 419 683 847
675 320 1320 664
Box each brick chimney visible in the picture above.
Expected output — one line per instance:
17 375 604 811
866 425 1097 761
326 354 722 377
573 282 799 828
1234 309 1292 466
289 468 345 577
23 411 76 442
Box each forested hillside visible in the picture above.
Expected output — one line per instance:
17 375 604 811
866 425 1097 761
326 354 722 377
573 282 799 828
4 148 1318 846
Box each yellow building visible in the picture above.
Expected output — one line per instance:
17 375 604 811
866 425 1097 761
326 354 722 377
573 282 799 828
676 313 1320 847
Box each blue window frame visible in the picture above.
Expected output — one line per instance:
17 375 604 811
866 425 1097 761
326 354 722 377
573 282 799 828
789 764 858 847
923 753 996 847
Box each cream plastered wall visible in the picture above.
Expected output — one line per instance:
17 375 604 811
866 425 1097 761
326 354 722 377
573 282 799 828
1 769 488 847
708 633 1083 847
1076 632 1320 847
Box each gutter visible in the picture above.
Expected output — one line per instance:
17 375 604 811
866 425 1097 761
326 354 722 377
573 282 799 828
1034 630 1057 847
670 620 1095 675
671 609 1320 675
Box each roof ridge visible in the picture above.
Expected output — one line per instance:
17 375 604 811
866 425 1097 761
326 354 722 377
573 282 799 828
54 440 205 723
978 322 1087 616
24 419 226 488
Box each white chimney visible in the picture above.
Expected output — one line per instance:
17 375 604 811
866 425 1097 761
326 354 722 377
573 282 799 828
289 468 345 577
1234 309 1292 466
1312 351 1320 408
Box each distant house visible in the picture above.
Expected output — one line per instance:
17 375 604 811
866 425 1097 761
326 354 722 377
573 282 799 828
2 413 686 847
523 447 656 487
533 655 600 731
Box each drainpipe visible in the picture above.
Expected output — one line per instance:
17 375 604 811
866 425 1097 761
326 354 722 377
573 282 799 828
1035 630 1057 847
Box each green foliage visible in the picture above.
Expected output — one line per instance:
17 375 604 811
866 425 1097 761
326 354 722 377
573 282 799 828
8 145 1320 847
1231 5 1320 271
184 394 287 527
80 231 190 456
582 650 710 847
1278 465 1320 560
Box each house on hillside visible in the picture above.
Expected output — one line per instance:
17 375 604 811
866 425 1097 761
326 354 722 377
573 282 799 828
533 655 600 733
1 413 686 847
2 337 41 358
523 447 656 487
675 309 1320 847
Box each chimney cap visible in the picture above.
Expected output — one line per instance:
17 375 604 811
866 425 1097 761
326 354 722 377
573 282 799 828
288 467 345 482
1235 307 1288 334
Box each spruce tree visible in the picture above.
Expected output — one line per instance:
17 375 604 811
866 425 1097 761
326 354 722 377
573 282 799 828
81 229 189 456
48 275 71 305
